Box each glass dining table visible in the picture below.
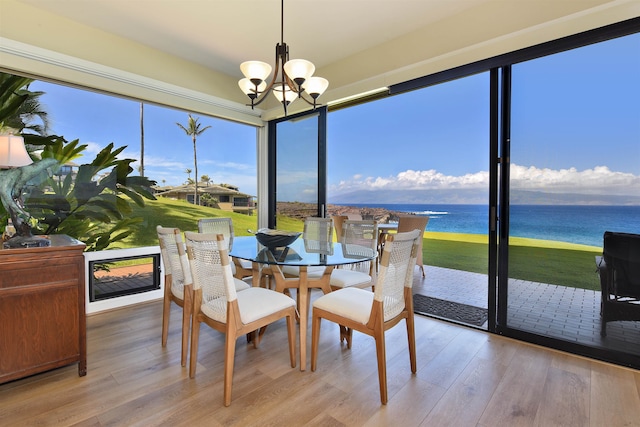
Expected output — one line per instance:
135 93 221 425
230 235 376 371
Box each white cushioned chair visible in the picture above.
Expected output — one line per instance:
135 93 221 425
185 232 297 406
329 219 378 291
157 226 193 367
311 229 421 404
197 217 255 283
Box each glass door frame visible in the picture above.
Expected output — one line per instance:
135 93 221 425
267 106 328 228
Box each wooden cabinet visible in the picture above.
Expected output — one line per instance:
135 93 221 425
0 235 86 383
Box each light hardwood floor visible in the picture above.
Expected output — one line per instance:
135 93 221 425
1 295 640 426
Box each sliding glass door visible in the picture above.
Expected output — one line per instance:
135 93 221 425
500 32 640 365
328 74 494 330
268 108 327 228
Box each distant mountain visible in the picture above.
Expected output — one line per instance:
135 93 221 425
329 189 640 205
329 189 488 204
509 190 640 205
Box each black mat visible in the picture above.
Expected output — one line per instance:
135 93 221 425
413 294 488 327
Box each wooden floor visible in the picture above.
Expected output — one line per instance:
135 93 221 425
2 296 640 427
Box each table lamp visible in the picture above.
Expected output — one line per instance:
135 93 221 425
0 132 58 248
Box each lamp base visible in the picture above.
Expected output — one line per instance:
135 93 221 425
3 235 51 249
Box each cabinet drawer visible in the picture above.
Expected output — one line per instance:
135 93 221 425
0 258 82 288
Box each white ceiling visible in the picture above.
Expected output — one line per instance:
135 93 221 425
8 0 636 119
20 0 489 77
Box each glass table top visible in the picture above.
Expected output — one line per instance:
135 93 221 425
230 236 376 267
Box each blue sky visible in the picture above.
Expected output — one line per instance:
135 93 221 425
325 33 639 200
29 32 639 202
31 81 259 193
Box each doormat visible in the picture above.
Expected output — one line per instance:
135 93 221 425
413 294 488 327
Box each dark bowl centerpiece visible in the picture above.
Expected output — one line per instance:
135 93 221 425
255 228 301 249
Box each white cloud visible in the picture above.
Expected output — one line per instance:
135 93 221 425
199 159 254 172
330 164 640 196
509 164 640 195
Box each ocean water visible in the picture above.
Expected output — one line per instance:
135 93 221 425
341 203 640 247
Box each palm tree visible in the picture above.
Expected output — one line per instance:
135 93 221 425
185 168 192 183
176 115 211 205
201 174 211 186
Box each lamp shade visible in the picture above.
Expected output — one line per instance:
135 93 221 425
0 133 33 168
303 77 329 98
240 61 272 83
283 59 315 83
272 84 297 104
238 78 267 97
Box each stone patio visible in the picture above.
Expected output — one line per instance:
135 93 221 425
413 265 640 356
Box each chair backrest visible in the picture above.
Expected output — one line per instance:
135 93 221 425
397 215 429 234
184 231 236 323
340 219 378 256
303 217 334 253
331 215 348 242
603 231 640 298
157 226 192 299
374 229 421 321
397 215 429 266
198 217 234 250
342 219 378 274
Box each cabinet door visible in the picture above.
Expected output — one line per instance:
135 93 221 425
0 251 83 382
0 283 79 377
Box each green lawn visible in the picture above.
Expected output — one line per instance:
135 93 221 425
121 198 304 247
122 197 602 291
423 231 601 290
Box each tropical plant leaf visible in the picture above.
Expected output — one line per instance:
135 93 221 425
2 72 156 251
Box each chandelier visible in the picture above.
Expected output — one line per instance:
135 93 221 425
238 0 329 115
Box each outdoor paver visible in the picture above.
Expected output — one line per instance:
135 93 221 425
413 265 640 355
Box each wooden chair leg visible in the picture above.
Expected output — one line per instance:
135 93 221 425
161 296 171 347
189 319 201 378
284 288 300 322
406 316 417 373
311 314 321 371
286 312 296 368
374 331 388 404
339 325 353 348
180 304 190 367
223 331 238 407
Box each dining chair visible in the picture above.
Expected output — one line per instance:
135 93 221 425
331 214 348 242
184 232 297 406
302 217 334 253
311 229 421 404
282 217 334 279
157 226 251 366
330 219 378 291
198 217 255 283
156 226 193 367
397 215 429 277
